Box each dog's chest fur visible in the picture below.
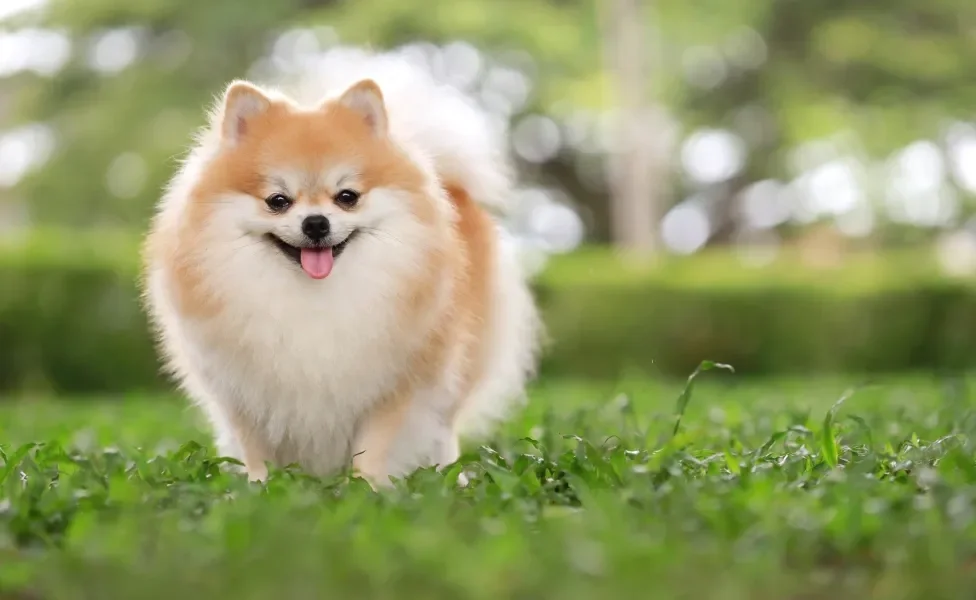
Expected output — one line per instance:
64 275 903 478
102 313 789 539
157 237 446 475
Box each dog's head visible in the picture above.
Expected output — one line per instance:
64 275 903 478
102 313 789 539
185 78 451 282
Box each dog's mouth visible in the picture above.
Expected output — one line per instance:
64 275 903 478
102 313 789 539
265 231 358 280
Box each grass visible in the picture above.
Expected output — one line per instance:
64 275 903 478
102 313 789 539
1 369 975 599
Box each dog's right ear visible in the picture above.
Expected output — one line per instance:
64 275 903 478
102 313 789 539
336 79 388 137
219 80 272 146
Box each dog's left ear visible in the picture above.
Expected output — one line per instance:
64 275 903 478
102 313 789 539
336 79 387 136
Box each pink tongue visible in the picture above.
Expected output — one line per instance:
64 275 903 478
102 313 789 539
300 247 335 279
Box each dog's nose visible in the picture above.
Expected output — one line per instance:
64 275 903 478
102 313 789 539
301 215 330 241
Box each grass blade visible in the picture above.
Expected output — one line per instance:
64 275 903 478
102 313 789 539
0 442 37 485
821 388 856 468
672 360 735 438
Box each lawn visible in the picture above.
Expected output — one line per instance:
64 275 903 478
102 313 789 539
1 369 975 599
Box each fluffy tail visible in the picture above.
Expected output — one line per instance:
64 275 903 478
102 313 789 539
278 46 516 215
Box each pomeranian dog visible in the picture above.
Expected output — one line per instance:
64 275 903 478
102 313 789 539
141 48 541 487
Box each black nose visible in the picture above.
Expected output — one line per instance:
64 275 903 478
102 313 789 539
301 215 330 241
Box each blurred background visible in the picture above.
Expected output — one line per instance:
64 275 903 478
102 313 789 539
1 0 976 395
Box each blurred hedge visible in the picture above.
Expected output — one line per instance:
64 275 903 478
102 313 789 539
2 230 976 394
535 248 976 379
0 231 163 394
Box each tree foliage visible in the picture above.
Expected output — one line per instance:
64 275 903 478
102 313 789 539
2 0 974 243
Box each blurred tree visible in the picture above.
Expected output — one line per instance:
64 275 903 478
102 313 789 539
599 0 660 256
2 0 975 250
2 0 604 229
4 0 321 226
663 0 976 246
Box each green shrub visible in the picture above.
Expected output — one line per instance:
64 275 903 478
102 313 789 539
0 262 162 394
1 230 975 393
534 247 976 378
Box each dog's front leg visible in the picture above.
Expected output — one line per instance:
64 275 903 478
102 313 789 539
353 389 463 489
221 407 274 483
352 394 411 489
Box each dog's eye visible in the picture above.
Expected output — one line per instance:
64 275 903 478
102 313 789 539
335 189 360 208
265 193 293 213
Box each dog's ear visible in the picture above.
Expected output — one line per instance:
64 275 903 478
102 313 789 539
336 79 387 136
219 80 273 146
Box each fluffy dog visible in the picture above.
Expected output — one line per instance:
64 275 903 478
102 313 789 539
141 49 541 487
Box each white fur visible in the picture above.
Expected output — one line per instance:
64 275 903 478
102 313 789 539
144 48 541 482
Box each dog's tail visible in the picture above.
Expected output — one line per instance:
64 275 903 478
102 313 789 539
282 46 516 215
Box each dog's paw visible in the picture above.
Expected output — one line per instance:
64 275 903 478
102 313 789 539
353 469 393 492
246 463 269 483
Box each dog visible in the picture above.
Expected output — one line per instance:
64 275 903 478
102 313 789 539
141 48 542 487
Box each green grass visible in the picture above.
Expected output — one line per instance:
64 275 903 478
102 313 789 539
1 370 976 599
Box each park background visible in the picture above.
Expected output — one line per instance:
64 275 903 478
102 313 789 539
3 0 976 392
1 0 976 598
